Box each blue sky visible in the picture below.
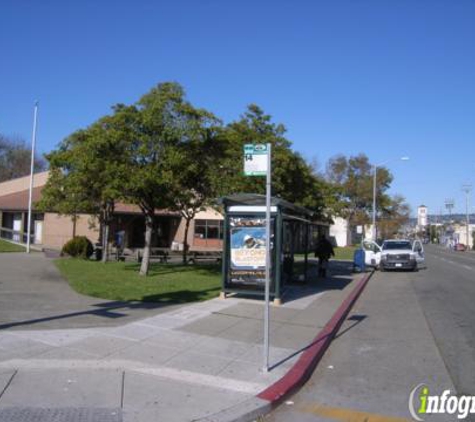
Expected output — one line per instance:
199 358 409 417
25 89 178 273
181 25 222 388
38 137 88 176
1 0 474 216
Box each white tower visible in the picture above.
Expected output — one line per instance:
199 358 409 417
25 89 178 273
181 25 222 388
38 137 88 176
417 205 428 228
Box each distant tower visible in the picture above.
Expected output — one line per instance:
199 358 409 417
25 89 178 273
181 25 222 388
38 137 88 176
417 205 428 228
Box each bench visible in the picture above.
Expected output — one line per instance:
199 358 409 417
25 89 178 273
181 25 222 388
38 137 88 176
115 248 138 262
187 251 222 264
137 248 169 263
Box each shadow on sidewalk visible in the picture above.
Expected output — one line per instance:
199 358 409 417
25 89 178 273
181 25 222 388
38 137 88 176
0 287 219 331
279 260 355 304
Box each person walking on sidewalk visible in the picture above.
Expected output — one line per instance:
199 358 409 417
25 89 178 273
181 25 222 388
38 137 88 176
314 234 335 278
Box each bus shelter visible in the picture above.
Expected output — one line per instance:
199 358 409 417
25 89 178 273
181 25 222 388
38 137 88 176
220 194 327 305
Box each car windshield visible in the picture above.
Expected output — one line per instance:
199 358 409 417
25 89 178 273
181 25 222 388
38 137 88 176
382 241 412 250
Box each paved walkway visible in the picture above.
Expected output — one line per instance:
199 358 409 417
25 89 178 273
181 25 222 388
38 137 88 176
0 253 184 330
0 255 359 422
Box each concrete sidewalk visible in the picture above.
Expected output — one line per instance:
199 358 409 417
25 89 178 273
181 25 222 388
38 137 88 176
0 261 360 422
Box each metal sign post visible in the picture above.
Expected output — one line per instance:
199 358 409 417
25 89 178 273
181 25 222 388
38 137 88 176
243 143 272 373
263 143 271 372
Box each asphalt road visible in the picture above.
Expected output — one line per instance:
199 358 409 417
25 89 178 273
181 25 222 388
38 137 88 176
268 245 474 422
413 245 475 396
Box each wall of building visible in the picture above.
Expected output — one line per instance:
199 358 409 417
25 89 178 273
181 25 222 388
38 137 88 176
329 217 348 247
173 208 224 251
42 213 100 250
417 206 428 227
453 224 475 249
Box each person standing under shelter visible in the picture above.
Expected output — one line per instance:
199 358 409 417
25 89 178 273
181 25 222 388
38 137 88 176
314 234 335 278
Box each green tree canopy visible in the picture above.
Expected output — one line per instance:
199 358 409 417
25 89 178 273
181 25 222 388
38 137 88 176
219 104 334 220
326 153 393 242
37 114 129 261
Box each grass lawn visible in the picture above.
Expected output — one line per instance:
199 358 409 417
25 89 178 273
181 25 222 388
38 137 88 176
0 239 25 253
333 246 357 261
295 246 357 261
55 259 222 303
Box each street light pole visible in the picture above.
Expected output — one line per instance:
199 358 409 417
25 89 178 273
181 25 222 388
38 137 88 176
462 185 472 250
372 165 377 241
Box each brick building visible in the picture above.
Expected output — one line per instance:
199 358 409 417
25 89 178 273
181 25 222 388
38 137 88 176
0 172 223 252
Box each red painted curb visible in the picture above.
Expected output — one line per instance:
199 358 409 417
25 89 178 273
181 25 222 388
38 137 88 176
257 271 373 404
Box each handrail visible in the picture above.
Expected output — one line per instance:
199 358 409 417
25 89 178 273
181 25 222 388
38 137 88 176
0 226 34 244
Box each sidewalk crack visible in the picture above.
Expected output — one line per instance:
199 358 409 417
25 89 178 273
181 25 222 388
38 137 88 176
0 369 17 402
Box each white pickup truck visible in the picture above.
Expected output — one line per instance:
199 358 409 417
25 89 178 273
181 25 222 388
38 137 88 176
362 239 425 271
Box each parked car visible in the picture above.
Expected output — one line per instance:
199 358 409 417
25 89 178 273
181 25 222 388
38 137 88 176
454 243 467 251
362 239 425 271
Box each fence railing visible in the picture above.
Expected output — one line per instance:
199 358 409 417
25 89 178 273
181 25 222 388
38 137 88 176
0 227 34 245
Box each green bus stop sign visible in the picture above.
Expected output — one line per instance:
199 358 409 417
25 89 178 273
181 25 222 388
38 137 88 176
243 144 268 176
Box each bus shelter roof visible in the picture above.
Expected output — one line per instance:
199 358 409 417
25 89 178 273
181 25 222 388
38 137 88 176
220 194 313 218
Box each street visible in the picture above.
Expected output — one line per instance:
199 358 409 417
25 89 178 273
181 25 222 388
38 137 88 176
268 245 474 422
413 245 475 396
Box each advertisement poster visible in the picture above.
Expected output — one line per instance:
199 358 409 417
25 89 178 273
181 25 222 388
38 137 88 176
228 217 274 288
231 226 266 268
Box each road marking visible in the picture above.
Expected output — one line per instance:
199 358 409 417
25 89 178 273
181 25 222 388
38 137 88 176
430 255 472 271
432 248 475 263
298 403 410 422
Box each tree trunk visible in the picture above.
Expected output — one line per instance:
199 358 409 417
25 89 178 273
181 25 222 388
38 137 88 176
101 223 109 263
140 212 153 276
182 217 191 264
101 202 115 264
346 218 352 246
72 214 77 238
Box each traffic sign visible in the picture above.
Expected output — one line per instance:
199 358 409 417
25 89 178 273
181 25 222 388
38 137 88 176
244 144 268 176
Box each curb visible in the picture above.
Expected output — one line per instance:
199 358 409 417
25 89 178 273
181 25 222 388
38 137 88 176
197 270 374 422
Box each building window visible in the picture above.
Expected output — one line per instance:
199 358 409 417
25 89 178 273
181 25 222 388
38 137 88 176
194 220 223 240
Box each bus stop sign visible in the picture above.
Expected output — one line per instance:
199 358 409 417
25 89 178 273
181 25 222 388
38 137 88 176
244 144 268 176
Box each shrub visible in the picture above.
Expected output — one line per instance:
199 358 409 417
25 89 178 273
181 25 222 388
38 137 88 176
62 236 94 259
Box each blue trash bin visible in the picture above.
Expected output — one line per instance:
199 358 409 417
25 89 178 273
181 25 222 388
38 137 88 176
353 248 366 273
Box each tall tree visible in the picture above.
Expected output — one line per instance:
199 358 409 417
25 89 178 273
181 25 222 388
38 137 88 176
38 115 128 262
118 82 193 276
168 108 223 263
378 195 411 239
0 134 46 182
219 104 333 219
326 153 393 243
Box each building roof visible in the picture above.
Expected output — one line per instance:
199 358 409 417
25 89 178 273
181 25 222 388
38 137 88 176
0 171 49 197
0 186 179 217
0 187 43 211
114 203 180 216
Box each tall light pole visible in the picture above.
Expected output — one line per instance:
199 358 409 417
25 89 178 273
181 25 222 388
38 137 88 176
26 101 39 254
372 156 409 241
462 185 472 250
445 199 454 222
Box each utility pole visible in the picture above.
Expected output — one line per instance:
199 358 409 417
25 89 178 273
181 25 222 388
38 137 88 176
462 185 472 250
372 164 377 241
